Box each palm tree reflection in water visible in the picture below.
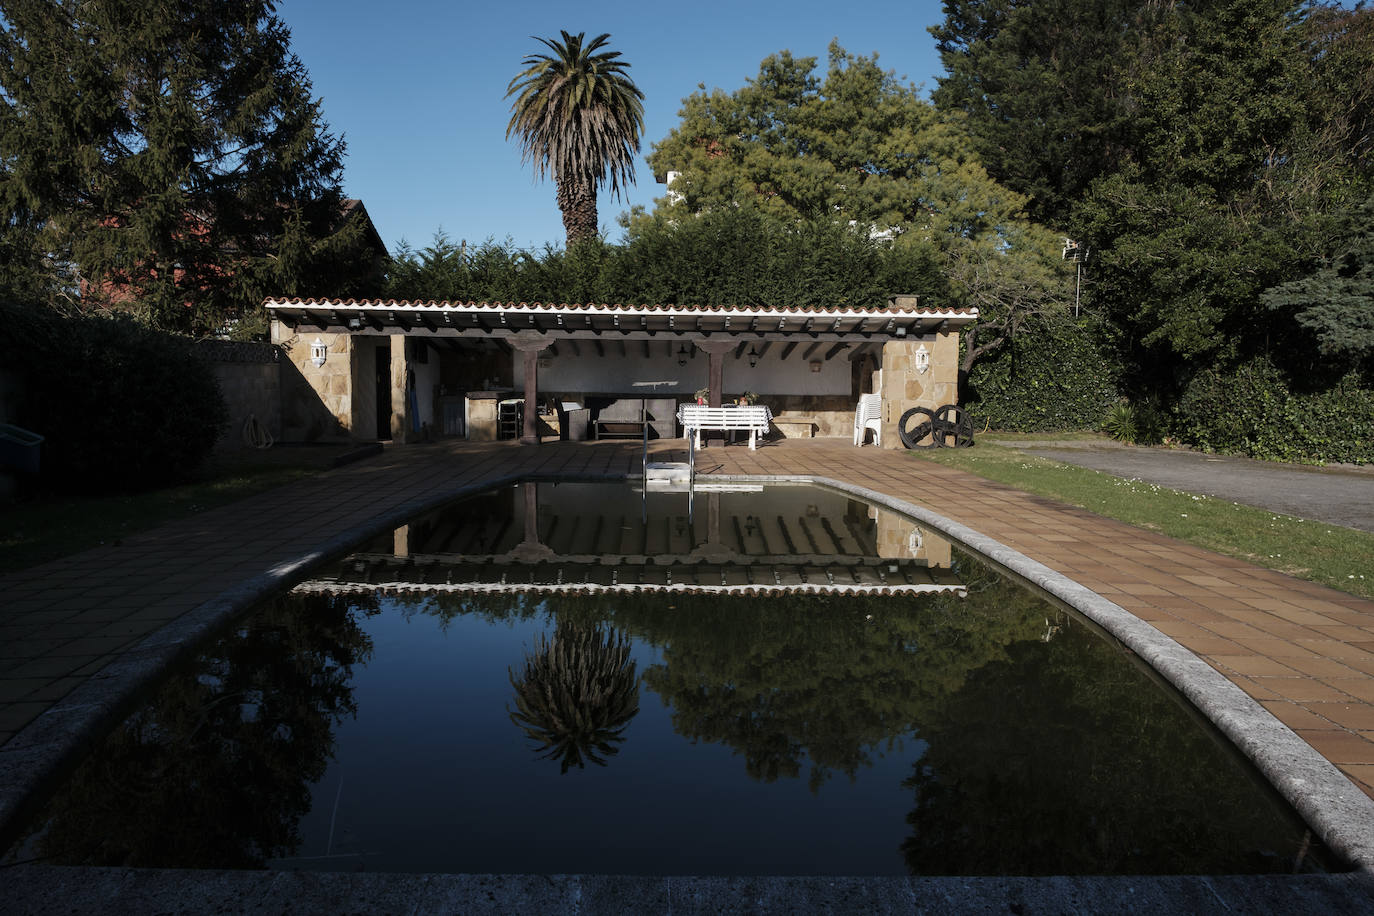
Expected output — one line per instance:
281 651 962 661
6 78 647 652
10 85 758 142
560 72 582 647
508 623 641 773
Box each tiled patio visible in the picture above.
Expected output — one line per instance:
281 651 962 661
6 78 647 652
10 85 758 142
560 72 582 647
3 436 1373 809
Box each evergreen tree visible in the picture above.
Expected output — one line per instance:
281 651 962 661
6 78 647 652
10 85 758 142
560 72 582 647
0 0 369 335
929 0 1144 226
1072 0 1365 382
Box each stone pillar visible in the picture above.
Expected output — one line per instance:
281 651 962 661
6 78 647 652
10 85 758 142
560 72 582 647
390 335 409 442
872 507 952 566
879 328 959 449
510 331 552 445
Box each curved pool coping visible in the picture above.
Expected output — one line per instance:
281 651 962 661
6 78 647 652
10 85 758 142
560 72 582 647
3 469 1373 903
802 473 1374 873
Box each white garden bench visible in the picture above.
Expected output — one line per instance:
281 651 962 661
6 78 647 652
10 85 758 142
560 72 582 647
677 404 773 450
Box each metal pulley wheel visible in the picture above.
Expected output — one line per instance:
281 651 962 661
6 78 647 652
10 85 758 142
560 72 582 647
898 407 938 449
933 404 975 448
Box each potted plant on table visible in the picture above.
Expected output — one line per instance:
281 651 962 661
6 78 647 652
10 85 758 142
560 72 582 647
694 387 709 405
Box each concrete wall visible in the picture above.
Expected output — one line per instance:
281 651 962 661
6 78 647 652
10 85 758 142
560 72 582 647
194 340 282 454
408 339 443 439
529 342 853 399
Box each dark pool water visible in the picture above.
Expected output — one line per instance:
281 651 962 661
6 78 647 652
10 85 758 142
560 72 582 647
9 483 1336 876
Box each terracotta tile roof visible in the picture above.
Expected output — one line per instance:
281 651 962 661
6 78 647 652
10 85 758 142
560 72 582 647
265 297 976 319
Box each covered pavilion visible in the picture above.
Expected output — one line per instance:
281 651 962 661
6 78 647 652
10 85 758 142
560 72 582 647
264 295 977 448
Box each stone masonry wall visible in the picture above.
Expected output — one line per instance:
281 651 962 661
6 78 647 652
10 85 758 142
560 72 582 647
878 331 959 449
271 322 357 442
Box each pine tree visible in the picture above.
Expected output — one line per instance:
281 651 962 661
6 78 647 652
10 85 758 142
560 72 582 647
929 0 1144 226
0 0 371 334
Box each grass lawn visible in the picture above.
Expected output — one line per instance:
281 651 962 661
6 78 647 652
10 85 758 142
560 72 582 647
908 436 1374 601
1 445 368 576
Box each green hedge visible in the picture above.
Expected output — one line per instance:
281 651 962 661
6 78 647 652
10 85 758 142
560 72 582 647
2 300 227 493
1178 359 1374 464
963 317 1119 432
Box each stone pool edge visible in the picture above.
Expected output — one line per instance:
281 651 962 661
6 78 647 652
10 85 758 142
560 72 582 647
2 468 1373 911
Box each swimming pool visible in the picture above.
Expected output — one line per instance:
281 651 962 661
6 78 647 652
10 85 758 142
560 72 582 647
6 482 1338 876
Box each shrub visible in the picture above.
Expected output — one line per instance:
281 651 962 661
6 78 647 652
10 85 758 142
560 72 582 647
964 316 1119 432
3 301 228 493
1178 358 1374 464
1101 401 1168 445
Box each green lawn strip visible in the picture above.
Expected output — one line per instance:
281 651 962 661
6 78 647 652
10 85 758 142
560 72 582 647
1 465 321 576
909 443 1374 601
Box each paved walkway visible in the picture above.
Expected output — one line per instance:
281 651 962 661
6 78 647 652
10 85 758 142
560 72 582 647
3 437 1373 825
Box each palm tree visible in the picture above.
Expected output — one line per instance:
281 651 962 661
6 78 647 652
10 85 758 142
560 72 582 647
508 622 641 773
506 31 644 245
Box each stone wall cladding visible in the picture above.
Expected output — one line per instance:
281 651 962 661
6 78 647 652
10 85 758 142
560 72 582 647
766 394 852 438
271 324 355 443
879 332 959 448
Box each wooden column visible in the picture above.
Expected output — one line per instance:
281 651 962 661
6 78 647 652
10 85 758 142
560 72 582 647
510 332 552 445
695 339 736 443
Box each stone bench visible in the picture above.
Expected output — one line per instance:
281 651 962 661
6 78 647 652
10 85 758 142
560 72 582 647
772 415 819 438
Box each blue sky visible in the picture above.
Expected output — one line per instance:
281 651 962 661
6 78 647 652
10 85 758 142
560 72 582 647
274 0 949 255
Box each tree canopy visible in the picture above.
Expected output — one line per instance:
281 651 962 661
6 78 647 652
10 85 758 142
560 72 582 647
647 42 1030 245
933 0 1374 402
0 0 375 334
645 42 1073 382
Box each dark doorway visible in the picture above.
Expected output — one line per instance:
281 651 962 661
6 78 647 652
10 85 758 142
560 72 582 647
375 345 391 440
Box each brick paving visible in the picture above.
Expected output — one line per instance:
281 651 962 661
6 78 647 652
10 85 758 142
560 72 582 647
3 436 1373 803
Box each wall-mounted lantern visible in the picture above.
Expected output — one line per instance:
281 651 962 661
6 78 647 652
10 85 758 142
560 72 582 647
809 360 823 373
677 344 690 367
310 337 328 368
748 345 760 368
914 343 930 375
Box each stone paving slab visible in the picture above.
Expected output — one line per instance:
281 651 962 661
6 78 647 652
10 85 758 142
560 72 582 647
3 437 1374 902
4 866 1374 916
